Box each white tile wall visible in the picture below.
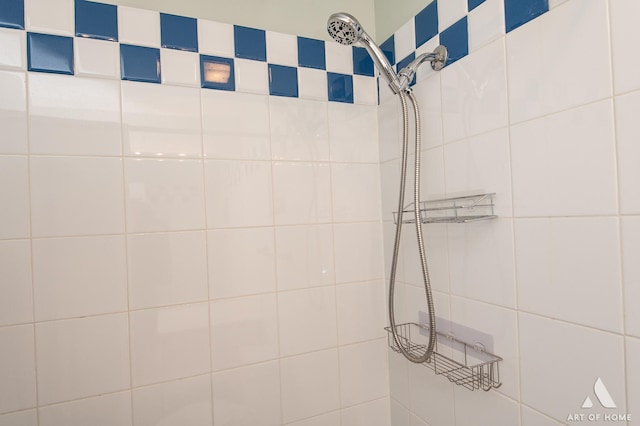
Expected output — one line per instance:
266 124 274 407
74 38 120 79
394 19 416 63
467 0 504 52
234 58 268 94
117 6 160 47
39 392 132 426
614 90 640 214
0 240 32 326
610 0 640 94
25 0 74 36
621 216 640 338
0 29 26 71
160 49 200 87
0 325 36 414
0 410 37 426
328 103 379 163
336 280 386 345
0 156 30 239
339 339 389 407
331 163 382 222
437 0 467 32
198 19 234 57
341 398 391 426
0 71 27 154
325 42 353 75
266 31 298 67
298 67 328 101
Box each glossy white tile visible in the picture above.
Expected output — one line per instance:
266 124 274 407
74 38 120 79
30 156 125 237
272 162 332 225
124 158 206 233
331 163 382 222
29 74 121 156
32 235 128 321
614 90 640 214
280 349 340 423
127 231 208 310
0 240 32 326
438 0 467 31
395 19 416 63
0 29 25 70
339 339 389 407
411 73 442 150
467 0 505 52
0 156 29 239
521 406 563 426
402 223 449 294
121 82 202 158
378 99 402 162
341 398 391 426
441 39 508 143
207 227 276 298
133 375 212 426
621 217 640 338
627 337 640 422
516 218 623 333
39 392 132 426
278 286 337 357
210 294 279 371
328 103 379 163
0 325 36 414
609 0 640 94
510 100 617 217
204 160 273 228
336 281 386 345
506 0 612 123
160 48 200 86
0 71 27 154
275 224 335 291
234 58 268 94
298 67 328 101
266 31 297 67
0 410 37 426
117 6 160 47
269 96 329 161
325 42 353 75
212 361 281 426
333 222 384 283
409 413 429 426
408 361 454 426
129 303 210 387
353 74 378 105
443 128 512 217
390 399 410 426
25 0 73 35
202 90 270 160
518 312 626 423
453 386 519 426
285 412 341 426
35 314 130 405
198 19 234 57
447 219 516 308
379 160 400 222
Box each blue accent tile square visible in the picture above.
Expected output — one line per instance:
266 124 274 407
352 46 374 76
297 36 325 70
468 0 486 12
415 1 438 49
397 53 416 87
120 44 160 83
161 13 198 51
0 0 23 29
327 72 353 104
234 25 266 61
380 35 395 66
269 64 298 97
200 55 235 91
75 0 118 41
505 0 548 33
440 17 468 66
27 32 74 75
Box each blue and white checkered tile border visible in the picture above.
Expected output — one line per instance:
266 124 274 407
0 0 551 104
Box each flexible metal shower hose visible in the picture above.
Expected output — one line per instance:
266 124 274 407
388 91 436 363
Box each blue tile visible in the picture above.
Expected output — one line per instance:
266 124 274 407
505 0 548 33
120 44 160 83
27 32 74 75
234 25 266 61
352 47 374 77
269 64 298 97
327 72 353 104
161 13 198 51
297 36 325 70
200 55 235 91
414 1 438 49
397 52 416 87
0 0 24 30
380 36 395 66
75 0 118 41
468 0 486 11
439 17 468 66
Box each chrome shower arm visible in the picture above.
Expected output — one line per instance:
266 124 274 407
358 32 403 94
398 45 448 91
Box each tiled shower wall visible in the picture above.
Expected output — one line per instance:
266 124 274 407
0 1 391 425
379 0 640 425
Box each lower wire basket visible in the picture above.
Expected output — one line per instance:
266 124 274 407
385 322 502 391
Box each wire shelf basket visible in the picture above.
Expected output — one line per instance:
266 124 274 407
385 322 502 391
393 193 497 224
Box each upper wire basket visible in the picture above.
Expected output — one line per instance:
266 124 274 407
385 322 502 391
393 193 497 224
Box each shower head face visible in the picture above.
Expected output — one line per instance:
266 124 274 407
327 13 363 45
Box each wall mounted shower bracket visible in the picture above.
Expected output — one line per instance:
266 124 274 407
398 45 448 90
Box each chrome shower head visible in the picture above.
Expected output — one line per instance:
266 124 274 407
327 12 363 46
327 12 403 94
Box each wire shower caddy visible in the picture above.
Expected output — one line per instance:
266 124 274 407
393 193 497 224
